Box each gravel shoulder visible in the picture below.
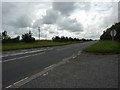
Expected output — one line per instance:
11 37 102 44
20 53 119 88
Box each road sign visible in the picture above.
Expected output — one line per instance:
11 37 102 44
110 30 117 37
110 30 117 48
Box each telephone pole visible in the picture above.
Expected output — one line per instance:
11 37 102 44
38 27 40 40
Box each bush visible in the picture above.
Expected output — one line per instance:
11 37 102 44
100 22 120 42
52 36 92 42
21 31 35 43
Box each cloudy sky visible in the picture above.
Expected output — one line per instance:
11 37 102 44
2 0 119 40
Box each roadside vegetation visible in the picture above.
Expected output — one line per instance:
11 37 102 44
2 41 88 51
83 22 120 54
100 22 120 41
83 40 120 54
1 30 92 51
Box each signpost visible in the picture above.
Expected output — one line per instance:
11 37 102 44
110 30 117 48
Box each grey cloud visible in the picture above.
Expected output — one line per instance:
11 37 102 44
43 25 58 34
32 18 42 28
2 2 35 28
57 17 83 32
39 10 84 33
52 2 76 16
100 3 118 29
2 2 17 17
52 2 91 16
33 2 86 33
118 1 120 22
49 30 58 34
39 33 46 38
3 2 116 40
2 3 18 25
33 2 84 32
42 9 60 24
0 2 2 32
11 15 33 28
75 2 91 11
32 9 60 27
2 25 30 38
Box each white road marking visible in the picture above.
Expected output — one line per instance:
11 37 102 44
2 52 45 63
3 50 82 89
42 72 48 76
13 77 28 85
3 77 28 89
4 85 12 89
44 64 55 70
2 47 54 58
2 49 46 58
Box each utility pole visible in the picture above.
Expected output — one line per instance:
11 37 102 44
38 27 40 40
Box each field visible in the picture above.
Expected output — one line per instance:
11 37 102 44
83 40 120 54
1 40 88 51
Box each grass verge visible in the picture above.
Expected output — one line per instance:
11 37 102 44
83 40 120 54
2 41 88 51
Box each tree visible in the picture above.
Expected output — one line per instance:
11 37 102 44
52 36 60 42
100 22 120 42
11 36 20 43
52 36 82 42
0 33 2 40
2 30 12 43
22 31 35 43
2 30 11 40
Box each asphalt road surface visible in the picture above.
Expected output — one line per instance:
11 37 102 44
2 41 97 88
21 53 118 88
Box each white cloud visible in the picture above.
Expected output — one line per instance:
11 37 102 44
2 2 118 40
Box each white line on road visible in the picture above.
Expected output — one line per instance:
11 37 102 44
2 49 46 58
42 72 48 76
3 77 28 89
4 85 12 89
13 77 28 85
1 52 45 63
44 64 56 70
3 50 82 89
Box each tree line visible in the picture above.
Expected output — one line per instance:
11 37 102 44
1 30 93 43
100 22 120 42
1 30 35 43
52 36 93 42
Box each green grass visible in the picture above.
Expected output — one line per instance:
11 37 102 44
83 40 120 54
1 41 88 51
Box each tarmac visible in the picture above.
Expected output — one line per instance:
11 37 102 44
16 52 119 88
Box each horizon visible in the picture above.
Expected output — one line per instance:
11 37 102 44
1 1 119 40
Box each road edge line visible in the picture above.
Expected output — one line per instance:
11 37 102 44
2 50 81 89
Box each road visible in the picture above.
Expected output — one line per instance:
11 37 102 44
21 53 118 88
2 41 97 88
